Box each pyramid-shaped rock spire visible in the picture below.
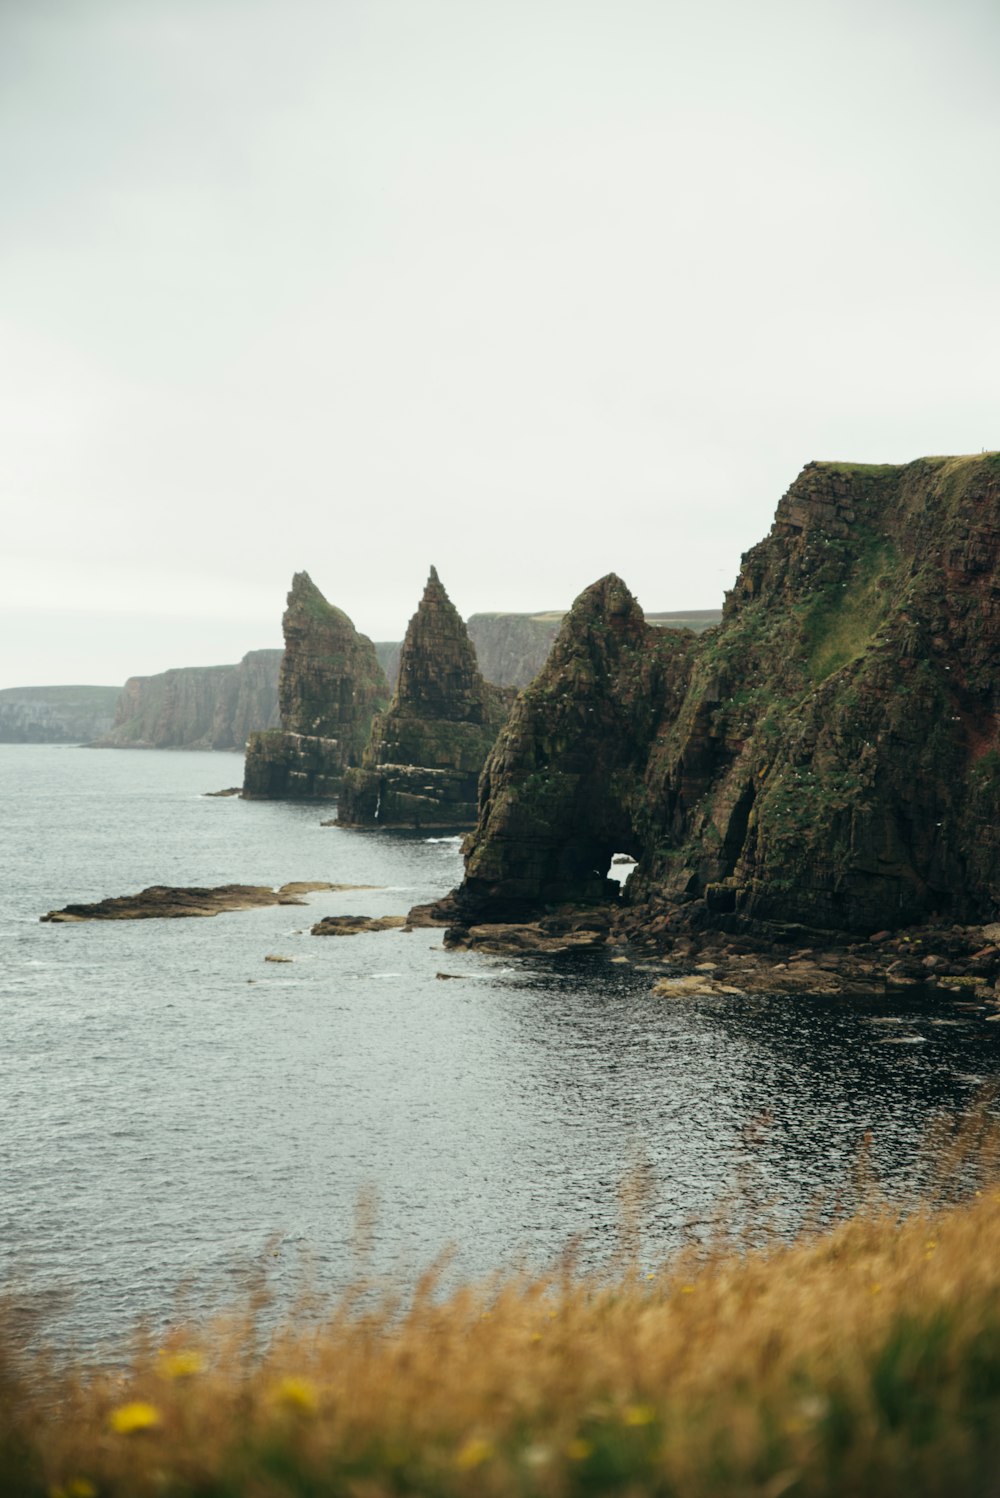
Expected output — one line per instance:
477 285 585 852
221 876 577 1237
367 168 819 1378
393 566 497 725
243 572 389 800
337 568 514 828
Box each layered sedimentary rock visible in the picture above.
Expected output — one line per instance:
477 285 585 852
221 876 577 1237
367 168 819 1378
337 567 513 828
96 651 282 750
242 573 389 799
455 454 1000 936
0 685 120 743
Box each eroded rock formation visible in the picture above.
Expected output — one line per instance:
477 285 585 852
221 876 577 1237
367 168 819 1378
337 567 513 828
96 651 282 751
453 454 1000 937
242 573 389 799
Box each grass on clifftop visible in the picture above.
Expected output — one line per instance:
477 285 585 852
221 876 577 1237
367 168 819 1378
4 1108 1000 1498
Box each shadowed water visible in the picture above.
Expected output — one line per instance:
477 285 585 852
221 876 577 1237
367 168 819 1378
3 745 999 1352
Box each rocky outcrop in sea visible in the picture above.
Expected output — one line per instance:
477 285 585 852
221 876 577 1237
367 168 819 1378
447 454 1000 942
336 567 514 829
242 572 389 799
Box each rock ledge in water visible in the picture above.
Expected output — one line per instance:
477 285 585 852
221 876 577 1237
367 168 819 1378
311 915 407 936
41 882 338 922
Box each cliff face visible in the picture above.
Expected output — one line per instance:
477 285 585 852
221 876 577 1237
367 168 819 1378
96 651 282 751
456 455 1000 935
243 573 389 799
0 685 120 744
338 567 513 828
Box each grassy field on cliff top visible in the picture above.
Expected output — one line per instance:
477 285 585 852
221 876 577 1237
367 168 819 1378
5 1110 1000 1498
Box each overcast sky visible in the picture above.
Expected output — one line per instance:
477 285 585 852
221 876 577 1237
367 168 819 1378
2 0 998 686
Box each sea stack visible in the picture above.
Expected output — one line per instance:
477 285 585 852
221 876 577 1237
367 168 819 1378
337 566 513 828
242 572 389 799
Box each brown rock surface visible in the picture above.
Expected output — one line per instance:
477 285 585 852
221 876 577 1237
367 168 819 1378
41 882 336 922
311 915 407 936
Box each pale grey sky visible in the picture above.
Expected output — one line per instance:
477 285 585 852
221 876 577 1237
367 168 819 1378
2 0 998 686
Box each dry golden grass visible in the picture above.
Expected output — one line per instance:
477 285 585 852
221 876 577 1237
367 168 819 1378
5 1131 1000 1497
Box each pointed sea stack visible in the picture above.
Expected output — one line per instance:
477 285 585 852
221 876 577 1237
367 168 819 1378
242 572 389 799
337 567 514 828
456 574 697 919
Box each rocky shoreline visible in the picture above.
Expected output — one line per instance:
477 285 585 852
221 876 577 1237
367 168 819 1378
412 894 1000 1003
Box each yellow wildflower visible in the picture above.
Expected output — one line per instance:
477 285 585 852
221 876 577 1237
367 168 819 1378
455 1436 494 1469
108 1400 161 1434
158 1349 205 1379
623 1403 656 1426
273 1375 319 1414
566 1438 592 1460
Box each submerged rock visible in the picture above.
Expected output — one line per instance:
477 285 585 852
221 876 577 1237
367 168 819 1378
451 454 1000 941
243 573 389 800
311 914 407 936
337 567 513 829
41 882 336 922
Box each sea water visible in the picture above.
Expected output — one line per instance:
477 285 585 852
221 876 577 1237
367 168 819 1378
3 744 998 1352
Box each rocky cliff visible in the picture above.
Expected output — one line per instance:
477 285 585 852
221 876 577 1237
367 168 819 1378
95 651 282 751
0 685 120 743
243 572 389 799
337 567 514 828
454 454 1000 936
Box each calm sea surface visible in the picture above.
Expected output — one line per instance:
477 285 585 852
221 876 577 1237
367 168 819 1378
3 744 999 1352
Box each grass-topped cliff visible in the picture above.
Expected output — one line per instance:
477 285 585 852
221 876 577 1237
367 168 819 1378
458 454 1000 934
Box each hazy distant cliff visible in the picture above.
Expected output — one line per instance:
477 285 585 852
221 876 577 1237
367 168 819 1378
456 455 1000 936
0 685 120 743
96 650 282 750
